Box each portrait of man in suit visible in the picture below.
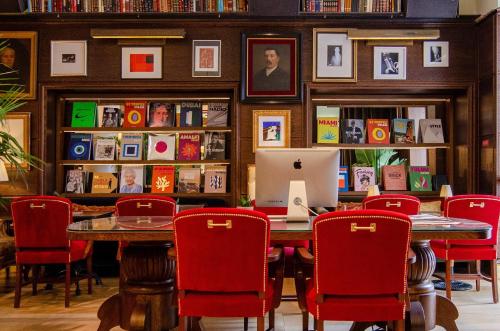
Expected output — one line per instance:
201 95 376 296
252 46 290 91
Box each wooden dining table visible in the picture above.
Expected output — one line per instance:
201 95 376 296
67 214 492 331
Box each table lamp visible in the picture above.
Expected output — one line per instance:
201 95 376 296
439 184 453 199
0 160 9 182
367 184 380 197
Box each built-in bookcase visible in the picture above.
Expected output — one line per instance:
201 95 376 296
53 85 239 206
305 83 453 199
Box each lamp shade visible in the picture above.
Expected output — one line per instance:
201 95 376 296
0 160 9 182
367 185 380 197
439 185 453 199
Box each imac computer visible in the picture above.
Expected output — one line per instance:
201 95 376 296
255 148 340 221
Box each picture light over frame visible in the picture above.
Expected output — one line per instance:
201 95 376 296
347 29 440 40
90 28 186 39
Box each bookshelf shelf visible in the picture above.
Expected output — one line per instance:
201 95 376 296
63 193 233 198
60 160 231 165
60 127 232 133
339 191 440 198
312 143 450 150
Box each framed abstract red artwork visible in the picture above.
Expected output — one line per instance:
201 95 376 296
241 33 301 103
121 47 162 79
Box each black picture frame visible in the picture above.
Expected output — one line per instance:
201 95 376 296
241 33 301 103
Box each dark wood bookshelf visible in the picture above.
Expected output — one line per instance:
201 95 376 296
339 191 440 198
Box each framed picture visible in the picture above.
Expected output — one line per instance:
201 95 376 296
373 46 407 80
121 47 162 79
423 41 449 67
192 40 221 77
313 28 357 82
0 112 30 168
51 40 87 76
0 31 37 99
252 109 291 152
242 33 301 103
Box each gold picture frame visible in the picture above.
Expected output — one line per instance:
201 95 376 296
0 112 30 168
313 28 357 83
0 31 37 99
252 109 291 152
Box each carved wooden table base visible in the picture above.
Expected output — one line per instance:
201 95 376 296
97 241 177 331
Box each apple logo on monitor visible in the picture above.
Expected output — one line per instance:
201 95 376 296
293 158 302 170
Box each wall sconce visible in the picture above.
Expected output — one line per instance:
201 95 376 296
367 185 380 197
347 28 440 46
91 28 186 45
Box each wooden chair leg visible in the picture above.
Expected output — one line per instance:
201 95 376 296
491 259 498 303
476 260 481 291
445 259 453 300
268 309 275 330
178 315 185 331
32 265 39 295
316 319 324 331
14 264 22 308
65 263 71 308
87 255 93 294
394 319 404 331
244 317 248 331
302 311 309 331
257 316 265 331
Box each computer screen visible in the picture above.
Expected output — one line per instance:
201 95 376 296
255 148 340 208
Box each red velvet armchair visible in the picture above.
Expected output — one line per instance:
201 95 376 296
115 195 176 259
115 195 177 217
294 210 412 331
430 195 500 302
173 208 284 331
362 194 421 215
11 196 92 308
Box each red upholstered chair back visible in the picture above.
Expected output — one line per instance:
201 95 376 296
174 208 270 293
11 196 72 249
115 195 176 217
312 210 411 296
444 195 500 246
362 194 421 215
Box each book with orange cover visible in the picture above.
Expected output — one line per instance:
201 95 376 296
151 166 175 193
367 119 390 144
177 133 201 160
123 101 147 128
382 165 407 190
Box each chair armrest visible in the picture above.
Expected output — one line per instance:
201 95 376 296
268 247 282 263
296 247 314 264
407 247 416 264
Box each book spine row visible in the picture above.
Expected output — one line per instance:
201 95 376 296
25 0 247 12
302 0 400 13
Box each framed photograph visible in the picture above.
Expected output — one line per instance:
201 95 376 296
0 31 37 99
0 112 30 168
50 40 87 76
373 46 406 80
242 33 301 103
423 41 449 67
121 47 162 79
252 109 291 152
192 40 221 77
313 28 357 82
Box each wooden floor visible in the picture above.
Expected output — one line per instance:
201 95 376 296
0 267 499 331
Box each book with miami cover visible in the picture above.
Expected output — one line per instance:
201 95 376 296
317 117 340 144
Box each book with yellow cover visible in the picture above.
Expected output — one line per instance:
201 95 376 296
317 117 339 144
